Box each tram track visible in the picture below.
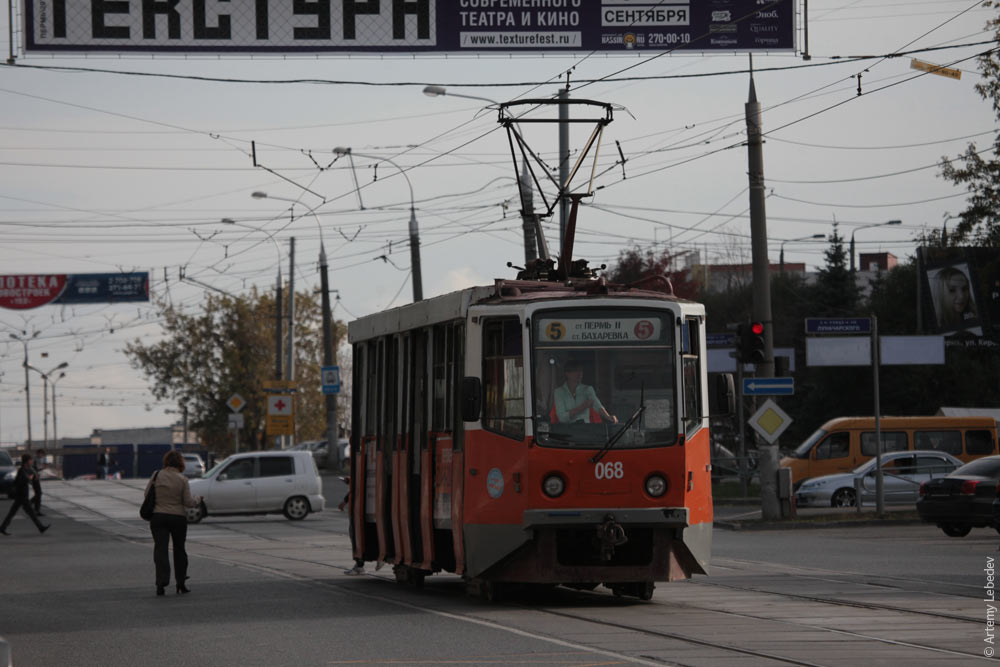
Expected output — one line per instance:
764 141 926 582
709 556 981 623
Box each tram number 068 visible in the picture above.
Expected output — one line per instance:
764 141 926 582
594 461 624 480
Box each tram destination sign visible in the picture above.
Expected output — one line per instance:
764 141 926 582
538 317 662 344
805 317 872 335
24 0 796 54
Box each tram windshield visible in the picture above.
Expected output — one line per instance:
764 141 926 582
533 308 677 449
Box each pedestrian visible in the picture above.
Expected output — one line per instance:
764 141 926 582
0 454 50 535
144 450 202 596
31 449 45 516
97 447 115 480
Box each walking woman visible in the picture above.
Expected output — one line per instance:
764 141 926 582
145 450 202 596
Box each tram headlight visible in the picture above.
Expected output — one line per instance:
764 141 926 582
542 474 566 498
645 474 668 498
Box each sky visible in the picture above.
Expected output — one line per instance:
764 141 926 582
0 1 996 445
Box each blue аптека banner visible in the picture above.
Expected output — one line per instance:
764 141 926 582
0 272 149 309
24 0 796 54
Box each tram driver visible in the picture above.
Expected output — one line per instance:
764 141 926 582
552 360 619 424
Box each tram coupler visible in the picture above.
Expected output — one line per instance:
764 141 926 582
595 513 628 561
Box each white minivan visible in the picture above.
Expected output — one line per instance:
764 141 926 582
186 451 325 522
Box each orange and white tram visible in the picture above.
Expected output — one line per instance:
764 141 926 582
347 275 722 599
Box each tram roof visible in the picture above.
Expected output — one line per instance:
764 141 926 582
348 278 687 343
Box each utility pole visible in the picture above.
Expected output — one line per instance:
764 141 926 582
274 260 283 451
287 237 295 386
287 237 296 448
519 162 539 263
558 82 570 248
319 245 339 468
746 61 780 521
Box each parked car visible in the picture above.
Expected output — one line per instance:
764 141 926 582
182 453 206 478
795 450 962 508
0 451 16 498
186 451 324 523
918 455 1000 537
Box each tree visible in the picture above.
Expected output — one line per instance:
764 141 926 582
939 2 1000 246
606 245 699 299
126 288 345 454
809 224 861 316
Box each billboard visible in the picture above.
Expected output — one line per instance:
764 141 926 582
0 273 149 309
920 247 1000 343
23 0 797 54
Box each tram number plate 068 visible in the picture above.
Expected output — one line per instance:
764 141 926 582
594 461 624 480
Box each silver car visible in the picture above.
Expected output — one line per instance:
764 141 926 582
182 453 206 478
795 450 963 508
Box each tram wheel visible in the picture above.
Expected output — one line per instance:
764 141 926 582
483 581 504 602
637 581 654 601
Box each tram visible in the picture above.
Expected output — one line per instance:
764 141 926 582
346 261 730 599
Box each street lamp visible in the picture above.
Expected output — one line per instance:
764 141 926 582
9 331 40 449
779 234 825 275
24 361 67 449
422 85 499 106
850 220 902 273
333 147 422 302
251 193 339 465
50 371 66 447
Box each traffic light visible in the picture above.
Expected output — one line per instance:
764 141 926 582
739 321 766 363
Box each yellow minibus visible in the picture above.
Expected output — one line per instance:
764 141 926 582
780 416 998 486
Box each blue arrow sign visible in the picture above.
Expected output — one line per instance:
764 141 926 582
742 377 795 396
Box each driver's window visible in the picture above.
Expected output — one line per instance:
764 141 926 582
222 458 255 480
814 432 849 460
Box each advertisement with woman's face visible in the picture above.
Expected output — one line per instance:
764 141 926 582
929 263 981 335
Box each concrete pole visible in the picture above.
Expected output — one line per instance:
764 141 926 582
51 379 58 447
746 64 780 520
558 85 570 249
287 237 295 448
409 207 423 302
41 374 48 449
287 237 295 386
320 245 339 468
519 162 538 263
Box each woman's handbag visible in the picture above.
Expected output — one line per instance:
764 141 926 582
140 470 160 520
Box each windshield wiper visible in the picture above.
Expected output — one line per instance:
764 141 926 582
591 384 645 464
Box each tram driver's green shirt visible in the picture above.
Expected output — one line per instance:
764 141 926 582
553 383 605 423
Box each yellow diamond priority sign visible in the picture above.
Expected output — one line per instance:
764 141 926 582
748 398 792 444
226 393 246 413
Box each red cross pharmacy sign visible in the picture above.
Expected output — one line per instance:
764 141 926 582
266 394 294 436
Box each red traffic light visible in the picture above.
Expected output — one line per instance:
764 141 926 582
750 322 764 335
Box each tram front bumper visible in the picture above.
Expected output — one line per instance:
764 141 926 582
466 507 708 584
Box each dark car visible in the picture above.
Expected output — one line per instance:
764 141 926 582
0 450 16 498
917 455 1000 537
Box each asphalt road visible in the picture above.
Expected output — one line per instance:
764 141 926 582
0 476 992 666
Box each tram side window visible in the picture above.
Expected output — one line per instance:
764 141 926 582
814 432 850 460
914 430 962 455
483 318 525 440
681 317 702 434
364 341 379 439
966 430 996 455
432 324 456 433
860 431 907 456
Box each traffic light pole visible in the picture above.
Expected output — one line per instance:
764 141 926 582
746 63 780 520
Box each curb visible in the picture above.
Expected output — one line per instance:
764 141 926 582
714 516 926 531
